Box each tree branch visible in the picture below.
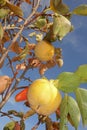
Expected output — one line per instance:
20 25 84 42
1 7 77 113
0 65 31 109
0 0 41 66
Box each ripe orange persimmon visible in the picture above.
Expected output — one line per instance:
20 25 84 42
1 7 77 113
27 78 62 115
35 40 55 62
15 87 28 102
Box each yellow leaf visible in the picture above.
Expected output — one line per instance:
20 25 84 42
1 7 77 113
0 23 4 40
73 4 87 16
50 0 69 15
0 8 10 19
6 2 23 17
0 0 6 6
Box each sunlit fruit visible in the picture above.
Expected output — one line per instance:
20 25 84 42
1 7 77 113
15 87 28 102
27 78 62 115
35 40 55 62
0 75 11 94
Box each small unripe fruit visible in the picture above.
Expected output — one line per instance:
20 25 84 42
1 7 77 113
0 75 11 94
27 79 62 115
35 40 55 62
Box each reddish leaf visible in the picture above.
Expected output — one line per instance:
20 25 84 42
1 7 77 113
11 42 23 54
28 58 41 68
25 0 31 4
28 43 36 50
14 122 21 130
1 31 10 44
39 60 56 75
15 87 28 102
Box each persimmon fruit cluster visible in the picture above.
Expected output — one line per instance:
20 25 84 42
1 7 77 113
15 78 62 115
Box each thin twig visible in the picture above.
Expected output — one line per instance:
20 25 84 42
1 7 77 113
0 110 13 119
32 120 41 130
0 65 31 109
0 0 41 66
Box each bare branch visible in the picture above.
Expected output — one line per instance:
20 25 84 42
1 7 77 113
0 0 41 66
0 65 31 109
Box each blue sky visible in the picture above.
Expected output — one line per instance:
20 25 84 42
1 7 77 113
0 0 87 130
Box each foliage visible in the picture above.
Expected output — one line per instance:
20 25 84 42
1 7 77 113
0 0 87 130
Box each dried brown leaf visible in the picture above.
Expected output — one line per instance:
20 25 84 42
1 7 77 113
39 60 56 75
56 58 64 67
12 43 29 62
28 43 36 50
12 56 21 62
11 42 23 54
52 122 60 130
46 60 56 68
45 117 60 130
39 64 48 75
14 122 21 130
24 101 30 107
16 63 26 70
25 0 31 4
45 117 53 130
28 58 41 68
1 31 10 44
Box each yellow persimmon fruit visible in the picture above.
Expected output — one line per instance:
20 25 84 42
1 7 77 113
34 40 55 62
27 79 62 115
0 75 11 94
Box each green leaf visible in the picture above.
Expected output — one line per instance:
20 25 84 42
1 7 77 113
43 26 57 42
50 0 69 15
34 17 47 28
60 95 68 130
53 14 73 41
6 2 23 17
67 96 80 129
3 121 15 130
0 23 4 40
0 0 6 6
72 4 87 16
57 72 80 93
75 64 87 83
75 88 87 126
0 8 10 19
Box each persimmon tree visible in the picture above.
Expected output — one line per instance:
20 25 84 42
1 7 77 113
0 0 87 130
